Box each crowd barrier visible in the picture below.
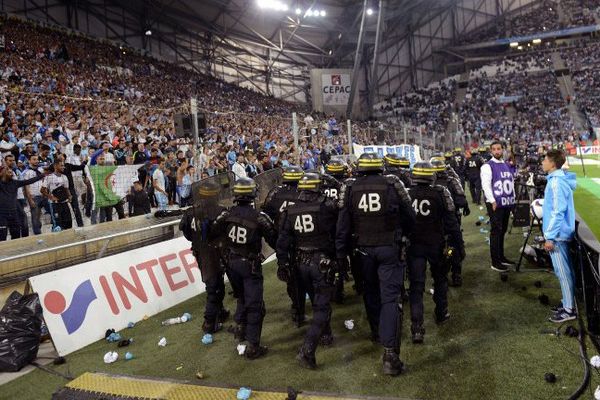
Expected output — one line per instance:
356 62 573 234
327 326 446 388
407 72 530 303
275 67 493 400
574 216 600 343
0 216 180 305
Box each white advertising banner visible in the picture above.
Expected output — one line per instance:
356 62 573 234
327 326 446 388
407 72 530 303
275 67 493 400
576 146 600 155
29 237 204 356
321 73 351 106
353 144 422 165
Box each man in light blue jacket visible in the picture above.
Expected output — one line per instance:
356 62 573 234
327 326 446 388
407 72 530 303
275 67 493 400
541 149 577 323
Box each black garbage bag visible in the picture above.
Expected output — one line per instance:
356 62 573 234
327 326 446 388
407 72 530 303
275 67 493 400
0 291 43 372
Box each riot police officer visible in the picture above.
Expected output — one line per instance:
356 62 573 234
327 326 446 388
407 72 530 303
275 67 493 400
210 178 277 359
449 147 466 188
262 165 306 326
480 146 492 162
336 153 416 376
431 157 469 286
276 173 339 369
179 181 230 334
322 159 346 200
465 148 483 205
444 151 452 166
407 162 463 344
384 154 412 188
322 159 347 303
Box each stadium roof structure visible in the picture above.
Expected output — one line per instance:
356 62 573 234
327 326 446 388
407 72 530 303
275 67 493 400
2 0 538 105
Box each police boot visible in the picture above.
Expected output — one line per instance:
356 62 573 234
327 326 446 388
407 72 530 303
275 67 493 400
319 333 334 346
436 310 450 325
382 348 405 376
233 324 246 342
245 344 268 360
292 312 306 328
411 325 425 344
296 343 317 369
334 289 345 304
369 330 380 344
450 273 463 287
202 319 222 334
218 308 231 323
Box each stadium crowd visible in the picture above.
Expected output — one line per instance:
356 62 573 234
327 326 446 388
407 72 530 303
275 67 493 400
2 1 600 241
461 0 599 44
0 16 372 239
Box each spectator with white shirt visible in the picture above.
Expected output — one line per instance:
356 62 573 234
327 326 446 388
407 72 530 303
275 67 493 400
41 160 73 231
22 154 47 235
152 158 168 211
232 154 248 180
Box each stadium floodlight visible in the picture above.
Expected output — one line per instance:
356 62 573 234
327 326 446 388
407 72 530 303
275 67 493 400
509 42 518 47
517 45 523 50
295 7 302 15
305 9 313 16
320 10 326 16
145 30 152 36
366 8 374 15
257 0 290 11
532 38 542 44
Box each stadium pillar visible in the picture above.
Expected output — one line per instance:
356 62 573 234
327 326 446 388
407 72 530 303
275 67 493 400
346 0 369 119
190 97 200 172
293 112 299 164
368 0 385 117
347 119 353 156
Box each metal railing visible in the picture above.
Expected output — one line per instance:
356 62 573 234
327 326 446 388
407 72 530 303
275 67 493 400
0 219 181 264
0 219 182 287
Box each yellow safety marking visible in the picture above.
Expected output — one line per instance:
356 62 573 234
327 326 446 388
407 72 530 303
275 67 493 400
65 372 394 400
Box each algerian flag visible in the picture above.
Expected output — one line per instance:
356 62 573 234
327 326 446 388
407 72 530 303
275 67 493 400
88 165 140 208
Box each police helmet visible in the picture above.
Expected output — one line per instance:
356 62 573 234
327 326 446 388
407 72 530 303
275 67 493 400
383 153 410 169
325 159 347 177
233 177 257 201
198 181 220 199
282 165 304 182
297 172 321 192
356 153 384 173
444 151 452 160
453 147 462 154
429 157 446 172
411 161 436 184
470 148 479 154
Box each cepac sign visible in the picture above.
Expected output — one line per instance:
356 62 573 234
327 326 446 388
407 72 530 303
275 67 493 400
322 73 351 105
29 237 204 356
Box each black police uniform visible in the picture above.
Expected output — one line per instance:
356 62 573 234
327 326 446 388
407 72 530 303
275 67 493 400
465 153 483 205
407 183 463 340
336 173 415 362
435 168 468 282
449 153 466 188
263 183 306 323
179 202 229 333
481 149 492 162
276 190 339 368
321 174 342 201
210 203 276 354
320 173 347 303
385 166 413 189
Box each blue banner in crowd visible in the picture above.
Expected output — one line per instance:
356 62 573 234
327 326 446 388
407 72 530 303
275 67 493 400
352 144 422 165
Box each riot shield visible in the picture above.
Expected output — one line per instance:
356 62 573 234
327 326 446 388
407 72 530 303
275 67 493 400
188 173 235 283
191 171 235 209
254 168 283 262
254 167 283 208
